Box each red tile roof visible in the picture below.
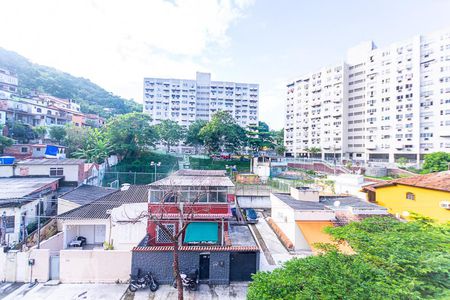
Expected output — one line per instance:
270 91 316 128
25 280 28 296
132 245 259 252
364 171 450 193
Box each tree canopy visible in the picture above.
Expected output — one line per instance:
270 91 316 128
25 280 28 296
185 120 207 153
0 135 13 154
248 216 450 300
422 152 450 173
247 121 275 153
49 125 67 144
104 112 157 159
199 111 247 153
154 120 185 152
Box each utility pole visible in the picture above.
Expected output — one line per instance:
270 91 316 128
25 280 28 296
37 200 41 249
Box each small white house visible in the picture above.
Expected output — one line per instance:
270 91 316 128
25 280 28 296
58 185 148 250
0 177 60 245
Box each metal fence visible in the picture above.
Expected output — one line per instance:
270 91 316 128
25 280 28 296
101 172 169 187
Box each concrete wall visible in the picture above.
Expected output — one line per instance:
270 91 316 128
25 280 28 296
110 222 147 250
237 196 270 209
0 165 14 177
59 249 131 283
17 164 81 182
57 198 80 215
0 248 50 282
39 232 64 252
132 251 231 285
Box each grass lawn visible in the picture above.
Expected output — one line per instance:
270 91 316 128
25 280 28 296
189 157 250 172
110 151 180 173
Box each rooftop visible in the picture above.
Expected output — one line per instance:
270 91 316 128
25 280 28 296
150 169 234 187
0 177 60 201
273 193 387 212
59 184 116 206
17 158 85 165
273 193 329 211
174 169 227 177
58 185 148 220
364 171 450 193
228 224 258 247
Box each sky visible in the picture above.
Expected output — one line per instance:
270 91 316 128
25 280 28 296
1 0 450 129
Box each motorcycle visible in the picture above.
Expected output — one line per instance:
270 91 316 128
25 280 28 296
128 269 159 293
172 269 199 291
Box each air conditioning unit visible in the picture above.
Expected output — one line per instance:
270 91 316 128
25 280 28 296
439 201 450 209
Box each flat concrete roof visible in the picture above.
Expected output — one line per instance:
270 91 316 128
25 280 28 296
0 177 59 200
228 224 257 247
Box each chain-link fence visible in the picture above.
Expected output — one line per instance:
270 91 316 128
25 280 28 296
101 171 169 187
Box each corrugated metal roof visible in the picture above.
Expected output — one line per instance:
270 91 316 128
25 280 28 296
59 184 116 205
58 185 148 220
17 158 85 165
0 177 60 200
174 170 227 177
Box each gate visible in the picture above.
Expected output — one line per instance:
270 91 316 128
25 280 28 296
49 255 60 280
229 252 257 281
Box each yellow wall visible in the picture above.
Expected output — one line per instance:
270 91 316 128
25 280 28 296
375 184 450 223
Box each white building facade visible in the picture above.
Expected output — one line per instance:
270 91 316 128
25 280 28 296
285 28 450 165
143 72 259 128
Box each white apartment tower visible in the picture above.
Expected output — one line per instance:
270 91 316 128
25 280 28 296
143 72 259 128
285 28 450 165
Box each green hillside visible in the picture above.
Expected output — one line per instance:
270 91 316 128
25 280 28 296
0 47 141 117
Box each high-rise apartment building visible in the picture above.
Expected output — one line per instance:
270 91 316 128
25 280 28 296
143 72 259 128
285 28 450 165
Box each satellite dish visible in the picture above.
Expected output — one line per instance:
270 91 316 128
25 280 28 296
333 201 341 207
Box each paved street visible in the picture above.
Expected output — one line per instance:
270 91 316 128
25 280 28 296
3 283 248 300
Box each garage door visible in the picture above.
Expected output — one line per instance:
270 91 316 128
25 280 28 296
229 252 257 281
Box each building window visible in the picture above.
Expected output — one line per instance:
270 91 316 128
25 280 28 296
49 167 64 176
2 215 15 233
21 147 28 153
156 224 175 243
406 192 415 200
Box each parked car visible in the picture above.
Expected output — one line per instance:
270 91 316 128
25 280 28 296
245 208 258 224
69 236 87 247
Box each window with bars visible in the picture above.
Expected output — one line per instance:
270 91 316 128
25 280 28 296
156 224 175 243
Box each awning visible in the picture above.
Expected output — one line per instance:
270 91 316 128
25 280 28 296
184 222 218 244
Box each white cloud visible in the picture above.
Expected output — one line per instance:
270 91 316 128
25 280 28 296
0 0 255 102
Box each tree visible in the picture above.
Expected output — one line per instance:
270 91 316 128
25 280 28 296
154 120 185 153
199 111 247 154
34 126 47 140
305 146 321 158
63 125 90 157
49 126 66 144
396 157 408 168
72 128 111 164
422 152 450 173
247 121 275 153
185 120 207 154
105 112 157 159
6 121 36 143
0 135 13 154
248 216 450 300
